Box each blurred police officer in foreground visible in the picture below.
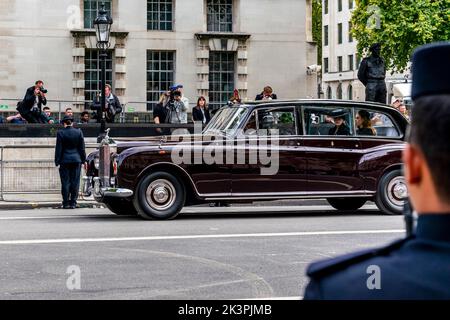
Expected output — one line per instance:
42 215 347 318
55 116 86 209
304 42 450 300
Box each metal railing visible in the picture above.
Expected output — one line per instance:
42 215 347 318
0 98 154 123
0 143 99 201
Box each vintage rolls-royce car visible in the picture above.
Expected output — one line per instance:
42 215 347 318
83 99 409 220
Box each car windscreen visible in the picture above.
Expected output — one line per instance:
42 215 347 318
203 107 249 136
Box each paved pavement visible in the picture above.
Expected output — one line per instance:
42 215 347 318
0 204 406 300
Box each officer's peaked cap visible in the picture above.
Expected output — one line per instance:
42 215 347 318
411 42 450 100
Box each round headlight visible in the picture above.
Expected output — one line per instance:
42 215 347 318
94 157 100 170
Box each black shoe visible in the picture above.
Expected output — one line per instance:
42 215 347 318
63 205 71 209
69 205 76 209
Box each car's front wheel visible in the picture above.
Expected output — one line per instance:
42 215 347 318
133 171 185 220
327 198 367 211
103 198 137 216
375 169 408 215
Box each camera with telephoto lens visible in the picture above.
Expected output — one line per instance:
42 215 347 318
38 87 48 95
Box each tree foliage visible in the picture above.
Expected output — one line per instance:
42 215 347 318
312 0 323 64
351 0 450 73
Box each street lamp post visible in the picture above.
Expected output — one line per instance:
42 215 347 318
93 2 113 142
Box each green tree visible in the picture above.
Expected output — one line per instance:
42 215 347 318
312 0 323 64
351 0 450 73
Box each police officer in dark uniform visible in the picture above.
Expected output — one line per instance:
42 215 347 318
358 43 387 104
304 42 450 299
55 116 86 209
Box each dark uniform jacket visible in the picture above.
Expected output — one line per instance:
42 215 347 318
304 215 450 299
55 126 86 166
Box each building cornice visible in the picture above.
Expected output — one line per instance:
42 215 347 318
70 29 129 38
195 32 251 41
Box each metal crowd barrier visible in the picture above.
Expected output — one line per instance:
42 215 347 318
0 143 99 201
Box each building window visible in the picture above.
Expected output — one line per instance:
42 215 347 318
348 84 353 100
209 51 235 110
337 83 343 99
146 51 175 111
338 0 342 12
324 25 329 46
147 0 173 31
324 0 328 14
324 57 329 73
326 86 332 99
207 0 233 32
348 54 354 71
348 21 353 42
84 0 112 29
337 23 343 44
84 49 113 107
349 0 354 9
338 56 343 72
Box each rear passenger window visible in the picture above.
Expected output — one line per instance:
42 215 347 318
355 109 400 138
304 107 354 136
245 107 297 136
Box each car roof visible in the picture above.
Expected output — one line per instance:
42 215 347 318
224 99 410 133
241 99 391 109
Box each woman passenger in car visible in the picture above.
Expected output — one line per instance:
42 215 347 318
328 111 351 135
356 110 377 136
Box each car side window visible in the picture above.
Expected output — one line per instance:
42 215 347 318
244 107 297 136
257 107 297 136
303 107 354 136
355 109 400 138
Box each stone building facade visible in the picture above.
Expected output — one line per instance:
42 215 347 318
0 0 317 114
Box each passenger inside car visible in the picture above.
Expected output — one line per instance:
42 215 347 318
328 110 351 136
356 110 377 136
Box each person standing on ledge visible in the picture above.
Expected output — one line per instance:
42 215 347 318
357 43 387 104
55 116 86 209
304 42 450 299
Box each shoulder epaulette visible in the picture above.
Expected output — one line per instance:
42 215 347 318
307 236 413 278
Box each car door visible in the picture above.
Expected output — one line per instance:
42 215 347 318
231 105 308 196
302 105 364 193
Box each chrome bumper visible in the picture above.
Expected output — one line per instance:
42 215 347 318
82 176 133 199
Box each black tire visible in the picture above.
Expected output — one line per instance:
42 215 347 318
327 198 367 211
103 198 137 216
133 171 185 220
375 169 407 215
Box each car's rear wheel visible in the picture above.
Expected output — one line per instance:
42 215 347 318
133 171 185 220
375 169 407 215
327 198 367 211
103 198 137 216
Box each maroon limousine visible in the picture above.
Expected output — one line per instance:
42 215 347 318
83 99 409 220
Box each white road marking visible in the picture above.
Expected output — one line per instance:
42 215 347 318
0 215 113 221
239 296 302 300
0 229 404 245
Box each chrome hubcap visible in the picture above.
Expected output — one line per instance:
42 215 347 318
146 179 176 211
387 176 408 208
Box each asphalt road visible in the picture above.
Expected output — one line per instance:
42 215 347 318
0 203 406 300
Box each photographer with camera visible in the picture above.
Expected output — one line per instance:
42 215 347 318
167 90 188 125
17 80 48 123
91 84 122 123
